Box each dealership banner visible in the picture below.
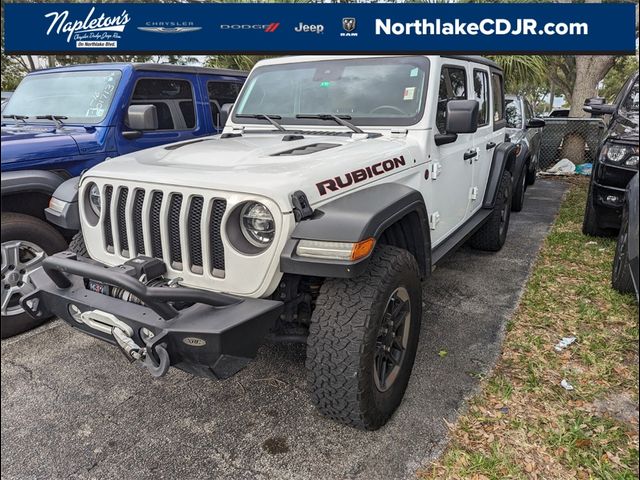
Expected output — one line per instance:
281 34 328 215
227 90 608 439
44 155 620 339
3 2 636 55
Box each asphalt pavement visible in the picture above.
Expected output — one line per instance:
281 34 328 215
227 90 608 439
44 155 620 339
1 179 568 480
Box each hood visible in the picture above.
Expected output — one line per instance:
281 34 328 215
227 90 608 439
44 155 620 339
85 132 418 211
1 124 82 168
608 112 639 143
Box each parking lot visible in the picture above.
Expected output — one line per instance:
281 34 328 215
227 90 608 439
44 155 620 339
1 179 567 480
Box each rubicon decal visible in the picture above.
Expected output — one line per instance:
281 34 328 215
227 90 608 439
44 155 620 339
316 156 406 196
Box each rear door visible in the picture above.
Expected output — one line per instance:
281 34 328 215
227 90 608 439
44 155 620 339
117 73 207 155
474 68 506 207
470 66 493 214
199 76 245 133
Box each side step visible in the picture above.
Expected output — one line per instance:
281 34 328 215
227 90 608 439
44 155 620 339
431 209 492 266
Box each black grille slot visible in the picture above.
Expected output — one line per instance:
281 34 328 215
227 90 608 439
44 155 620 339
188 197 204 268
210 199 227 272
168 194 183 265
104 186 114 249
150 191 164 259
132 189 145 255
116 187 129 254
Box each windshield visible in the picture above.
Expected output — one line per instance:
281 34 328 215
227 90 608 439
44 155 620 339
233 57 429 127
505 98 522 129
3 70 122 124
621 78 639 114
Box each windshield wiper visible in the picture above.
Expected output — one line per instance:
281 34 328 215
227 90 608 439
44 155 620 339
295 114 364 134
2 114 29 123
36 115 68 128
236 114 286 132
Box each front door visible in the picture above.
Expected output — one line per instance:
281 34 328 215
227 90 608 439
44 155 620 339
428 61 475 247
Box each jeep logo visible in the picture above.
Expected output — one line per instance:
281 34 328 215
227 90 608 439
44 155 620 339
183 337 206 347
294 22 324 34
316 156 406 196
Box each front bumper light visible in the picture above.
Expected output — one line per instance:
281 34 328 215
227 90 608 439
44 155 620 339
296 238 375 261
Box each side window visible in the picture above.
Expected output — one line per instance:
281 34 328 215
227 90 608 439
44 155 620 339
473 69 490 127
208 81 243 129
524 100 534 121
130 78 195 130
437 66 467 134
505 98 522 129
491 72 505 124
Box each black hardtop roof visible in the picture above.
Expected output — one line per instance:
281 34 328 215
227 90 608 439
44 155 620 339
130 63 248 76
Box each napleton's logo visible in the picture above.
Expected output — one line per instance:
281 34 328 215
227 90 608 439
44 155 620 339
44 7 130 43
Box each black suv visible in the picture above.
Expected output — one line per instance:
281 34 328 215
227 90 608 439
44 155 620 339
582 72 639 236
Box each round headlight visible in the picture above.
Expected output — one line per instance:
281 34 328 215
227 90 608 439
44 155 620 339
605 144 630 164
240 202 275 247
88 183 101 216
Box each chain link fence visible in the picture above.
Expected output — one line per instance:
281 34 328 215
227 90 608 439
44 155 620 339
538 118 606 170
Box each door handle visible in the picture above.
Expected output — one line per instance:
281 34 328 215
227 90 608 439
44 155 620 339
486 142 496 150
463 150 477 161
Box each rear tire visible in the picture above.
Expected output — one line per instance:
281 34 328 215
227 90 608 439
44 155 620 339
612 207 634 294
1 213 68 339
306 246 422 430
469 170 513 252
582 186 608 237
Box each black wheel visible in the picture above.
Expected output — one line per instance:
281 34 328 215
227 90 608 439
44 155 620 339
306 245 422 430
469 170 513 252
1 213 68 339
582 185 608 237
526 156 537 186
511 165 527 212
612 206 634 294
69 232 88 257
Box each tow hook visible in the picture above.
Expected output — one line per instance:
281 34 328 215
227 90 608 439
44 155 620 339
112 327 170 378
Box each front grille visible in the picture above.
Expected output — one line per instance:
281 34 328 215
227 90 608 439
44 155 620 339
101 185 227 277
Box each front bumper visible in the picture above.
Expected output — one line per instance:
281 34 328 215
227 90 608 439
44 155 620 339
21 252 283 379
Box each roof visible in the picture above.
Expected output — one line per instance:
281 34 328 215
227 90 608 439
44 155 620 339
29 63 247 77
256 55 502 72
443 55 502 71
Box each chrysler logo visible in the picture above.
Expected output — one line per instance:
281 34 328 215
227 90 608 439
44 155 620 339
342 17 356 33
138 26 202 33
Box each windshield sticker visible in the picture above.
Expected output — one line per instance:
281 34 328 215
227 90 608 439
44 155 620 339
320 81 331 88
410 68 419 77
403 87 415 101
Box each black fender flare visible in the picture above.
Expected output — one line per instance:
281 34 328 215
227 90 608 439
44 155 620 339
44 176 81 230
1 170 66 197
280 183 430 279
483 142 517 209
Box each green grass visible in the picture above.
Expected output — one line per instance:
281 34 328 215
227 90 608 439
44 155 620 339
422 179 639 480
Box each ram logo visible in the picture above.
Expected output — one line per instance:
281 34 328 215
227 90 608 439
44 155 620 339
183 337 206 347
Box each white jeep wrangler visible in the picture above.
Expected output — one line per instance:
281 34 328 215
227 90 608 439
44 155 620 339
24 55 517 430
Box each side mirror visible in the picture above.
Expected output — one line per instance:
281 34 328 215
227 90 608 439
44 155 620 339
435 100 479 146
583 97 616 116
526 118 546 129
220 103 234 129
125 104 158 134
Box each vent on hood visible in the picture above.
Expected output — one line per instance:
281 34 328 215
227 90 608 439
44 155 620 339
273 143 339 156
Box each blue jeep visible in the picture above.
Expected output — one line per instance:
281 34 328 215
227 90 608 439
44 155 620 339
1 63 246 337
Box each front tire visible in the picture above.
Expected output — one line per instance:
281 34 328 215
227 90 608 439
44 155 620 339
1 213 68 338
612 207 634 294
511 165 527 212
306 246 422 430
469 170 513 252
582 184 608 237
